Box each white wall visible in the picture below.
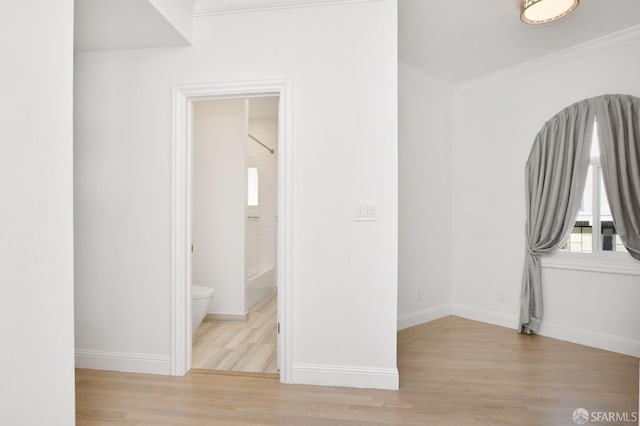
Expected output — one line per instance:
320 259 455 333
451 28 640 356
246 99 279 309
248 99 278 277
398 62 453 330
246 107 278 310
74 0 399 389
0 1 75 425
193 99 247 316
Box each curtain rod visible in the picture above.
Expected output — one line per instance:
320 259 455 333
248 133 275 154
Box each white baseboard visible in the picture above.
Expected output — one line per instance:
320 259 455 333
451 304 518 330
75 349 171 375
292 363 399 390
538 321 640 358
451 304 640 358
398 304 452 330
205 313 247 322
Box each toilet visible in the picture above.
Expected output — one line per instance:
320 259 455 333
191 285 215 336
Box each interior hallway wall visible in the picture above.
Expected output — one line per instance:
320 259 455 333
74 0 398 389
0 1 76 424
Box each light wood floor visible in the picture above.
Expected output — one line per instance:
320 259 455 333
192 294 277 374
76 316 639 425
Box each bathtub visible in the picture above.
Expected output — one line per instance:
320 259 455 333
246 268 275 310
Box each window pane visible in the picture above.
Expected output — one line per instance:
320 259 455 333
600 174 611 218
562 166 593 253
248 167 259 206
600 174 627 252
591 120 600 160
566 223 592 253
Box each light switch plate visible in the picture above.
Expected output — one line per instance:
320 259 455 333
353 203 379 222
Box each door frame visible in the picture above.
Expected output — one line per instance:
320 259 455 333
170 78 293 382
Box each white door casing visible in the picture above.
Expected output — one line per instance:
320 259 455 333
170 78 293 382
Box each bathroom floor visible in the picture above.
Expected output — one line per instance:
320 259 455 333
191 294 277 374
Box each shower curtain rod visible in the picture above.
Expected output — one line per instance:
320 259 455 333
248 133 275 154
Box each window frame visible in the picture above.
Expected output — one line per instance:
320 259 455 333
541 251 640 276
542 120 640 276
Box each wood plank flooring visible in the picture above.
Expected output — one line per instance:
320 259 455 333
76 316 639 425
192 294 277 374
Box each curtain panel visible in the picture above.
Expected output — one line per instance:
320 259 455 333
519 100 594 334
594 94 640 261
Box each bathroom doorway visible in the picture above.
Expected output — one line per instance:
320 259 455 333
170 79 292 383
190 96 279 376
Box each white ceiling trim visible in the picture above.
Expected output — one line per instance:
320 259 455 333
193 0 374 17
399 61 453 96
454 23 640 93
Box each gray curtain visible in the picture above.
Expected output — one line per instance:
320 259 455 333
595 94 640 260
520 100 594 334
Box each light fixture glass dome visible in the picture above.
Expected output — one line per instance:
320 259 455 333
521 0 580 25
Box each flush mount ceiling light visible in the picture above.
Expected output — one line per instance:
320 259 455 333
521 0 580 25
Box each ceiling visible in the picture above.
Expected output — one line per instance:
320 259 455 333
76 0 640 82
399 0 640 84
75 0 191 51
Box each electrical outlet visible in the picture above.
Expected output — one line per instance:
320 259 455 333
417 290 423 302
496 290 505 303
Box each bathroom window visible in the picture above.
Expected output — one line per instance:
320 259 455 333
248 168 259 206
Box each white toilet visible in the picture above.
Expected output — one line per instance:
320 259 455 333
192 285 215 336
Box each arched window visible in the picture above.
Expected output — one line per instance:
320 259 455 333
520 95 640 334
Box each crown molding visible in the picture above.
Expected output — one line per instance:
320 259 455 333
193 0 375 17
454 23 640 94
399 61 453 96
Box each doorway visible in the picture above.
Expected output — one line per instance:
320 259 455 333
170 79 293 383
190 96 279 375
